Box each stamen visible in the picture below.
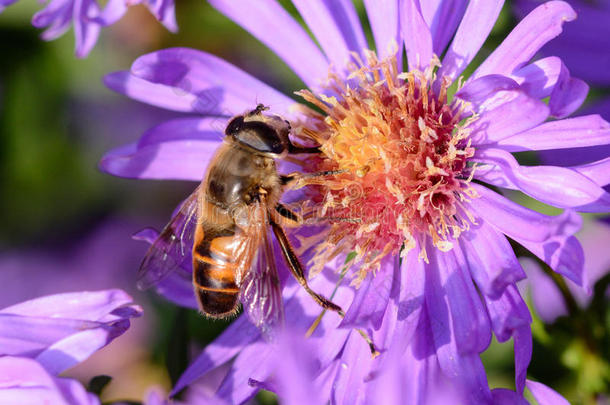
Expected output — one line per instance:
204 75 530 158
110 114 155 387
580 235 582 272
295 51 478 281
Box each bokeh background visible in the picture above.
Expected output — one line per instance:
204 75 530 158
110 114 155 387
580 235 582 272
0 1 608 404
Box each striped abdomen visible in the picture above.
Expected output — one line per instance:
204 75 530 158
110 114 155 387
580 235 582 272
192 224 240 318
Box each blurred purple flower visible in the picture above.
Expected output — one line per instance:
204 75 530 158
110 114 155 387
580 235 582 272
100 0 610 403
0 289 142 375
0 356 100 405
520 218 610 323
0 0 176 58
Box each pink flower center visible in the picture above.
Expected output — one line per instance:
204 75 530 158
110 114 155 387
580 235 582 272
295 52 479 283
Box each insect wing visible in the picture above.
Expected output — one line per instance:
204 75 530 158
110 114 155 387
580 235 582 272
239 203 285 339
136 188 200 290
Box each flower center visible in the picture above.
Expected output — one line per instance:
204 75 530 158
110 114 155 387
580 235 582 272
294 52 478 283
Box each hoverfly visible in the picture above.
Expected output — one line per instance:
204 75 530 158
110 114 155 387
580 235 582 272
137 104 342 336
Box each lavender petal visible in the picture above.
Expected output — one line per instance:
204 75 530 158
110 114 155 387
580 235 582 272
496 115 610 153
474 148 610 210
0 356 100 405
339 256 395 330
99 138 219 181
400 0 433 70
467 90 549 145
572 157 610 187
171 314 260 395
426 245 491 355
526 380 570 405
474 1 576 79
0 290 142 375
292 0 366 71
420 0 467 57
73 0 102 58
438 0 504 81
208 0 329 90
129 48 301 117
459 223 526 299
364 0 400 60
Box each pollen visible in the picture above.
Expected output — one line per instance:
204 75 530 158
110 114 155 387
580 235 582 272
294 51 479 284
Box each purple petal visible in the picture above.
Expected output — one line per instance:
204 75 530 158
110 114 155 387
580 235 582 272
483 284 532 392
521 258 568 323
0 290 141 375
548 61 588 118
418 307 492 402
145 0 177 32
372 246 426 374
497 114 610 152
104 71 201 113
510 56 562 99
474 1 576 79
573 157 610 188
491 388 529 405
456 75 519 108
270 331 325 405
0 356 100 405
526 380 570 405
459 222 526 299
32 0 72 40
469 184 581 243
466 89 549 145
426 244 491 355
513 0 610 87
400 0 433 70
99 134 220 181
208 0 329 90
470 185 586 286
474 148 610 210
340 256 395 330
520 233 585 289
513 326 533 394
364 0 401 59
292 0 366 71
215 340 274 404
331 331 373 405
438 0 504 81
0 0 19 13
73 0 101 58
93 0 127 25
171 315 260 395
420 0 467 57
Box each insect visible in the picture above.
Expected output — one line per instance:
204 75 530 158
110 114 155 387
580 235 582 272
137 104 342 336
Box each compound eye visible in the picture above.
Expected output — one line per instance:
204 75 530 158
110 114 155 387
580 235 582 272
225 116 244 135
233 121 284 154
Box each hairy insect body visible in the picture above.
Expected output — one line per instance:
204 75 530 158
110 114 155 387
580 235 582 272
192 143 281 317
138 104 342 333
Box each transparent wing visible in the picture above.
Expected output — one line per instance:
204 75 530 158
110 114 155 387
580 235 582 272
136 187 200 290
239 200 285 340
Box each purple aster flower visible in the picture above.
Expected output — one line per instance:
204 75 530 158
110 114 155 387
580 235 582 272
0 289 142 375
100 0 610 403
0 356 100 405
0 0 176 58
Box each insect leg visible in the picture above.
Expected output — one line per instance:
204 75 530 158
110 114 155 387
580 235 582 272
274 203 302 227
280 170 345 188
269 218 342 313
288 144 321 154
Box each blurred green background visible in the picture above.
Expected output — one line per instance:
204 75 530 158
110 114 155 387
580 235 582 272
0 1 608 404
